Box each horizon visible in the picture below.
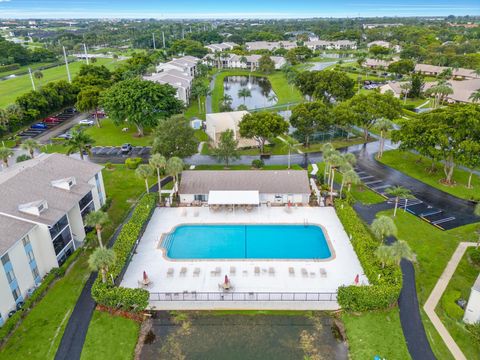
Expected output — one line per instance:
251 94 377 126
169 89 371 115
0 0 479 19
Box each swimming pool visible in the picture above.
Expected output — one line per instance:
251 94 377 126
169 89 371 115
162 224 332 260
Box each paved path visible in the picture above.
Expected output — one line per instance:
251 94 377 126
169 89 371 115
354 203 436 360
424 242 477 360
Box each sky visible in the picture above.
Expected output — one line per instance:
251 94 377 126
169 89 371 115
0 0 479 19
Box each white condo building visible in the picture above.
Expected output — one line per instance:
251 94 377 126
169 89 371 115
0 154 105 325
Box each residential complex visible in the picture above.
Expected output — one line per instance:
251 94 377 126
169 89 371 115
204 53 286 70
305 40 357 50
0 154 105 325
245 40 298 51
205 42 238 52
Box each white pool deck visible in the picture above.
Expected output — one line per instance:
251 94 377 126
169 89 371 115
121 206 367 310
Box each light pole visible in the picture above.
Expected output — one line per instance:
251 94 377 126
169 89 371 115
62 46 71 83
28 67 36 91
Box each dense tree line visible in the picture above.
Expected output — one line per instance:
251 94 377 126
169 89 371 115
0 37 57 66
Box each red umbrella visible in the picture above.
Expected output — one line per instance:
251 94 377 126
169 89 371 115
224 275 229 285
143 271 148 281
354 274 359 285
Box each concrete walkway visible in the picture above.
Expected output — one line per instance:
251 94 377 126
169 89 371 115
423 242 477 360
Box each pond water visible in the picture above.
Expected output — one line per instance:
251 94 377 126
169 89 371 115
141 313 348 360
223 75 277 110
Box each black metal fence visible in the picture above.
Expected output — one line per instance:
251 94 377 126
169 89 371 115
149 292 337 302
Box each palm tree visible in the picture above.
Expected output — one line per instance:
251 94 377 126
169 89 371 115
400 82 411 104
20 139 41 158
375 244 394 268
375 118 394 159
268 94 278 104
326 152 346 203
321 143 335 183
0 146 13 167
88 247 116 283
238 88 252 104
390 240 416 265
279 136 297 169
385 185 413 216
66 129 95 160
343 152 356 167
166 157 184 194
220 94 233 110
135 164 154 193
149 153 166 204
468 89 480 103
371 215 397 243
84 210 110 248
239 56 248 69
341 169 360 197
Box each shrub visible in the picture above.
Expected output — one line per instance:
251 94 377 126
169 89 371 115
91 193 156 312
335 199 402 311
469 248 480 266
466 322 480 344
16 154 31 163
441 290 464 319
105 162 114 170
251 159 264 169
0 63 20 72
125 157 142 169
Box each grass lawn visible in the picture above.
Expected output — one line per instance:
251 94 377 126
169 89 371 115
342 309 411 360
80 311 140 360
435 248 480 360
0 61 53 77
84 118 153 147
0 253 91 360
0 58 124 108
375 209 479 359
379 150 480 201
297 136 368 153
211 70 303 113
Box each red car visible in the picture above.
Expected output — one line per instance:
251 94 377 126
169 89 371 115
43 116 60 124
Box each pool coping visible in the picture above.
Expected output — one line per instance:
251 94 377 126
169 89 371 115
157 222 337 262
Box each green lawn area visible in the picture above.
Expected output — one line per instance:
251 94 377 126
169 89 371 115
297 136 368 153
376 209 480 359
0 58 124 108
435 248 480 360
379 150 480 201
84 118 154 146
0 253 91 360
211 70 303 113
342 309 411 360
0 61 53 77
80 311 140 360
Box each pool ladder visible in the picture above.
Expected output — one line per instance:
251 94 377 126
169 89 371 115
304 219 309 227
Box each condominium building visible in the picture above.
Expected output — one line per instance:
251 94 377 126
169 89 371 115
245 41 297 51
205 42 238 52
305 40 357 50
203 54 286 70
0 154 105 325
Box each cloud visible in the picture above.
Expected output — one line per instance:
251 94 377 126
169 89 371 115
0 0 11 3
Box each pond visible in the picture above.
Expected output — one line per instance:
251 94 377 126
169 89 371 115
223 75 277 110
140 312 348 360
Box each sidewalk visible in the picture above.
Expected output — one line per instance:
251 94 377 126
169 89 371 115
423 242 477 360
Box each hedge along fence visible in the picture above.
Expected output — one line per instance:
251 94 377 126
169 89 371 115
91 193 157 312
335 199 402 311
0 248 82 344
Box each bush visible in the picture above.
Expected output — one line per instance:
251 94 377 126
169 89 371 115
105 162 113 170
0 249 82 343
441 290 464 319
469 248 480 266
335 200 402 311
251 159 264 169
466 322 480 344
16 154 31 163
91 193 156 312
0 63 20 72
125 157 142 169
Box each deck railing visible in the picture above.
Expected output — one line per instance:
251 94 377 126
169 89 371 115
149 291 337 302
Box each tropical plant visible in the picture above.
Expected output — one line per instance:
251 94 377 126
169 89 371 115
239 111 288 154
385 185 413 216
375 118 395 159
371 215 397 243
400 82 411 104
375 244 394 268
279 136 297 169
341 169 360 197
321 143 335 182
238 88 252 104
76 86 102 127
389 240 416 265
152 116 197 158
190 79 210 113
0 146 14 167
166 157 184 192
88 247 116 283
469 89 480 103
84 210 110 248
135 164 154 193
212 129 240 167
65 128 95 160
149 153 167 204
20 138 41 158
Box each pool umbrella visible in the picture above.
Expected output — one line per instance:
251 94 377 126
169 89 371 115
143 271 149 282
354 274 359 285
224 275 229 285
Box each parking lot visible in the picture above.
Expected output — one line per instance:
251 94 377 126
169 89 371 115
90 146 152 163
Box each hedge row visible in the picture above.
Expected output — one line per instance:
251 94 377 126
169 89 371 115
0 63 20 72
91 193 157 312
0 249 82 343
335 200 402 311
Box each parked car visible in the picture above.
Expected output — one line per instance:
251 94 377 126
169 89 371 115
121 143 133 154
43 117 60 124
79 119 95 126
57 132 72 140
31 123 48 130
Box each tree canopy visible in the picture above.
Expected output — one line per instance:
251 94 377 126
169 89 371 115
152 116 198 158
239 111 289 153
290 102 332 147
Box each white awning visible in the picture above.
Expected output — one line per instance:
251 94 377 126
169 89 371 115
208 190 259 205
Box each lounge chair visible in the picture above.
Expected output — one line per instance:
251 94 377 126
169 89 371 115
167 268 174 277
254 266 260 276
301 268 308 277
320 268 327 278
268 267 275 276
230 266 236 276
289 267 295 276
193 268 200 277
180 208 187 217
180 267 187 276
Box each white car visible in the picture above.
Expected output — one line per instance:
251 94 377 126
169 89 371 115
79 119 95 126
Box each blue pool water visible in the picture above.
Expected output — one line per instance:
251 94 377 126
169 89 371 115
163 224 331 260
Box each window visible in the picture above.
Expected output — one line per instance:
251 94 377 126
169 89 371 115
49 215 69 239
27 251 35 263
5 269 14 283
78 191 93 211
12 287 20 301
81 201 95 221
52 227 72 255
1 254 9 266
22 236 30 247
95 174 104 206
194 194 207 202
32 266 40 280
